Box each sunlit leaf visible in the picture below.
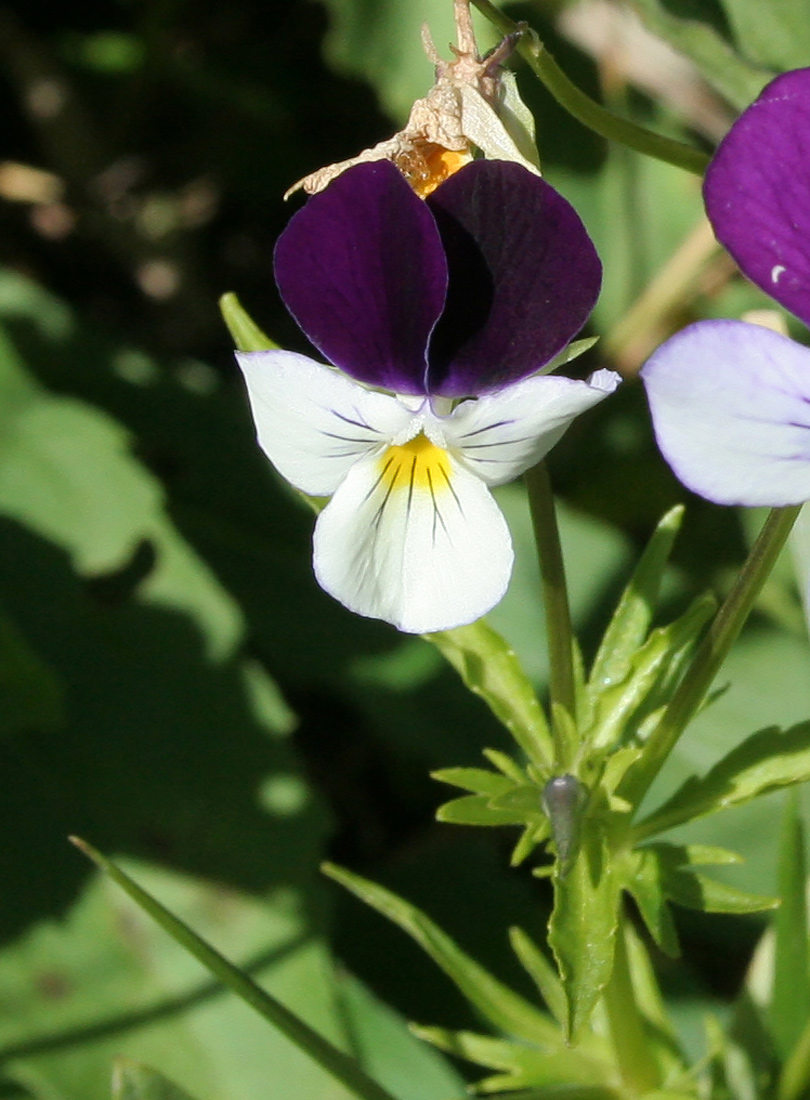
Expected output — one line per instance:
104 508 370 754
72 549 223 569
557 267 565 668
637 722 810 839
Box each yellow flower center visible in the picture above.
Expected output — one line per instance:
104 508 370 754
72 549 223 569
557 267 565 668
378 433 452 495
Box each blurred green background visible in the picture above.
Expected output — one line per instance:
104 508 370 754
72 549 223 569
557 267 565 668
0 0 809 1097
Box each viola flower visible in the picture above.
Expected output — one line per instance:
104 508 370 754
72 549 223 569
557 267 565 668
642 67 810 506
237 158 617 633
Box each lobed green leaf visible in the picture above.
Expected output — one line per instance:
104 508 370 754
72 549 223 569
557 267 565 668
410 1025 612 1094
546 822 621 1042
635 722 810 839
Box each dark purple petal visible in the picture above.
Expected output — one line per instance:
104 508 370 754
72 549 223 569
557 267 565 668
425 160 601 396
274 161 447 394
642 319 810 506
704 68 810 328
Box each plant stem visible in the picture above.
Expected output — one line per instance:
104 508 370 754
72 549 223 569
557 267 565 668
525 462 575 764
471 0 710 176
623 504 802 808
602 917 661 1097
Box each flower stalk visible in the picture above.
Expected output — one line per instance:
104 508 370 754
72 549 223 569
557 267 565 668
525 461 576 764
470 0 710 176
624 504 802 810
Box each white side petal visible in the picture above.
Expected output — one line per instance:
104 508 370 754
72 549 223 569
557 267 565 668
441 369 620 486
312 447 513 633
236 350 414 495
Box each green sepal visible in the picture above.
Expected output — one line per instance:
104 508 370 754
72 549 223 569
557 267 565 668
218 292 278 351
428 622 553 770
586 593 716 753
112 1058 201 1100
546 818 621 1042
588 505 684 696
537 336 600 377
635 721 810 840
410 1025 612 1094
322 862 558 1046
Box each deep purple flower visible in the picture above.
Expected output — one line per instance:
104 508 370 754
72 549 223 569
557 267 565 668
237 159 617 632
642 68 810 506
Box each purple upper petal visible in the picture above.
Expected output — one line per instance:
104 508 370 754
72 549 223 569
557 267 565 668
425 160 601 396
642 319 810 507
704 68 810 328
274 161 448 394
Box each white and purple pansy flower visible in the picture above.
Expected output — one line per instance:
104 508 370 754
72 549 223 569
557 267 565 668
237 158 618 634
642 68 810 507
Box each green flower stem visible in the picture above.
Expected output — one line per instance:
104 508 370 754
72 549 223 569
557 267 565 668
70 839 403 1100
471 0 710 176
624 504 802 810
525 461 575 764
602 917 661 1096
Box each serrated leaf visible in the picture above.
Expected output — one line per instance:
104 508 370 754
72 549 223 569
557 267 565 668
436 794 528 827
547 821 621 1041
636 722 810 839
219 292 277 352
428 622 553 771
112 1059 201 1100
622 849 680 957
770 791 810 1062
431 767 515 797
322 863 559 1047
410 1026 611 1093
589 506 684 696
629 843 777 916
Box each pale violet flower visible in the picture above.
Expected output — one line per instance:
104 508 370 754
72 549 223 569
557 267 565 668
642 68 810 507
238 159 618 634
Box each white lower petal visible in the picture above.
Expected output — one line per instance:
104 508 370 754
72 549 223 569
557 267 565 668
440 369 620 486
312 439 513 633
236 350 415 495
